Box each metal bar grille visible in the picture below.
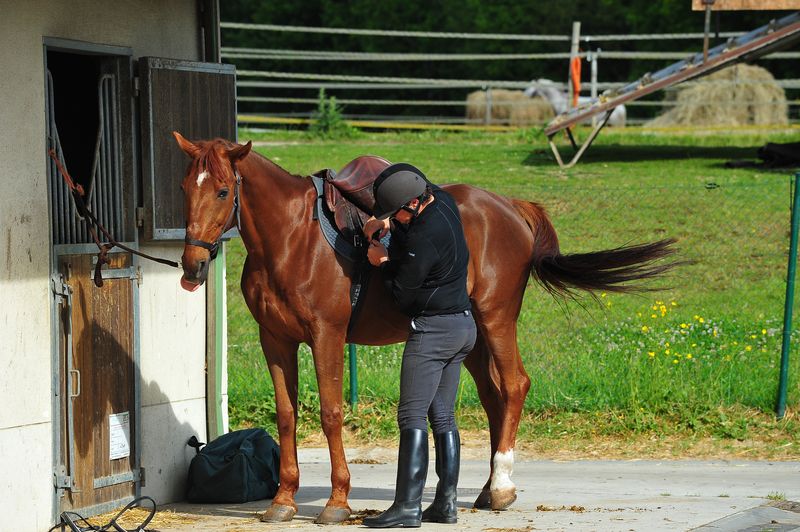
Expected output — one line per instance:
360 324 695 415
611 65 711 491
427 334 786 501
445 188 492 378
47 71 123 245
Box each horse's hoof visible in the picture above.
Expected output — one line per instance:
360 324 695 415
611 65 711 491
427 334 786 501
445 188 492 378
473 488 492 509
260 503 297 522
490 488 517 510
314 505 351 524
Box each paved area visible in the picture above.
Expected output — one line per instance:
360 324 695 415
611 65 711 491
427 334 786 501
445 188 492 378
159 448 800 531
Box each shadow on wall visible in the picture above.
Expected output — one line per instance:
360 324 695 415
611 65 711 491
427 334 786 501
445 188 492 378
68 318 202 506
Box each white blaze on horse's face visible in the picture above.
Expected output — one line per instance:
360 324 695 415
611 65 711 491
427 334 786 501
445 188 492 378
490 449 515 491
196 170 209 188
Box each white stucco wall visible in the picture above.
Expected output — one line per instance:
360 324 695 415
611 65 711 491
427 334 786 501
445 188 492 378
0 2 211 529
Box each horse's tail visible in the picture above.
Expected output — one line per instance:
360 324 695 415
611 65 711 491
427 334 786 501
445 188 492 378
510 199 678 298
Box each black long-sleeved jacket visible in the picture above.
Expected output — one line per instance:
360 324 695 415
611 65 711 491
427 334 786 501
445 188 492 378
380 188 471 317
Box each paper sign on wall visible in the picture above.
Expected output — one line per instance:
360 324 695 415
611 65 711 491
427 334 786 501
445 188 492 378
109 412 131 460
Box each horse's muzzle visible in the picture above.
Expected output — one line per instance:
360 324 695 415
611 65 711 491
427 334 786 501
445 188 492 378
180 253 211 292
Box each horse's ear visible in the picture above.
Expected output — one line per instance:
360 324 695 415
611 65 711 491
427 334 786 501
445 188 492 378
173 131 200 158
227 141 252 162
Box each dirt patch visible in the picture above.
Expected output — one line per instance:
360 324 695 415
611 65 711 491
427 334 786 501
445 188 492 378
536 504 586 512
342 509 382 525
86 507 198 529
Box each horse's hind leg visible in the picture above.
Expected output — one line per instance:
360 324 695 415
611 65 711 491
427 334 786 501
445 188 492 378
480 320 531 511
309 329 352 524
463 334 505 509
259 328 302 522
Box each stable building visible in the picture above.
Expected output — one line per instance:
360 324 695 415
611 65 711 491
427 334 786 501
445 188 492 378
0 1 236 529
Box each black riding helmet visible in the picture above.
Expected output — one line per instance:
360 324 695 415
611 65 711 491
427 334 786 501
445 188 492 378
372 163 429 220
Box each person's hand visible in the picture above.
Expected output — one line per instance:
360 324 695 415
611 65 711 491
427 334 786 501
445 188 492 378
367 241 389 266
364 217 391 242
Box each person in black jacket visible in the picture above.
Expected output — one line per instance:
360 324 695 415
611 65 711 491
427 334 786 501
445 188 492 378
362 163 476 528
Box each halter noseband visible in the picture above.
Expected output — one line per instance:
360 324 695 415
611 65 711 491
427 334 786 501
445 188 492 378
184 165 242 261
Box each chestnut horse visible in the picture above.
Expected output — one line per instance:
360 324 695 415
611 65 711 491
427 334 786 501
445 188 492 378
174 132 675 524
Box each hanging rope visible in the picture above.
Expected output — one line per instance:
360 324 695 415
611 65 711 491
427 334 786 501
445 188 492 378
570 55 582 108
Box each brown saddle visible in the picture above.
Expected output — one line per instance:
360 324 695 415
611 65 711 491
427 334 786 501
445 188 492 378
317 155 392 245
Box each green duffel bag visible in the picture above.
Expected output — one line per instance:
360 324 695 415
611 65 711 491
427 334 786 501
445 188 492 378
186 428 280 503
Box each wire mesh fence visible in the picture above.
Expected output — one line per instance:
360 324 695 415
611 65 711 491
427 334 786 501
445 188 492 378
223 21 800 128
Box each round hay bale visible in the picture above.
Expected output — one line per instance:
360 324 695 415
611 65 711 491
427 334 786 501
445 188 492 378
646 64 787 127
466 89 554 126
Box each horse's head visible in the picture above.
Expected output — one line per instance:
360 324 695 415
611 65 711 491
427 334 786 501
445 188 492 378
173 131 252 291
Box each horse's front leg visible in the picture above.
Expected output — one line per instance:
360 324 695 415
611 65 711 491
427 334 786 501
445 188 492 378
258 328 302 522
309 329 352 524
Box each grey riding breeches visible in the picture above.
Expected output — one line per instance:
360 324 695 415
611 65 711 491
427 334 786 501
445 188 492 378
396 310 477 434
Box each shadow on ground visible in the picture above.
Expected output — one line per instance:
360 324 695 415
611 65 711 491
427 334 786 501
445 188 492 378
165 485 482 520
523 144 759 167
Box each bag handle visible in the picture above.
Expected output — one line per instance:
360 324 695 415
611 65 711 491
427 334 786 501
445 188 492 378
187 435 205 455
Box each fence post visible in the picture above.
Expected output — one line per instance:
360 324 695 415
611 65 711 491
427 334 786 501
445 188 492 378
484 86 492 125
348 343 358 408
590 48 599 127
568 21 581 110
776 172 800 419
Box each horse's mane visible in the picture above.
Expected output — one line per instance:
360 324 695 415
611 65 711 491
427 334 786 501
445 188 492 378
197 138 305 181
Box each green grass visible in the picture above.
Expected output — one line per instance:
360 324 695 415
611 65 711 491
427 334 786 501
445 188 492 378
226 127 800 451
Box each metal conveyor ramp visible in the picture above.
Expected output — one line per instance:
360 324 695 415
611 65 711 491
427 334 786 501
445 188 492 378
544 11 800 168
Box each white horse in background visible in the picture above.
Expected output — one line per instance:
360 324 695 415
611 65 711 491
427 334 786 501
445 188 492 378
525 78 627 127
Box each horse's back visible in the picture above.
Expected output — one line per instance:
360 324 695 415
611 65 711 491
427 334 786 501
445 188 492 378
441 184 538 303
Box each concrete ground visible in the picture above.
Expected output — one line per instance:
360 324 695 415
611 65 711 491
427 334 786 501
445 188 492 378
158 447 800 531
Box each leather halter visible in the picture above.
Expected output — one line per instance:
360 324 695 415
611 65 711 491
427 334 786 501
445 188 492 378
184 165 242 261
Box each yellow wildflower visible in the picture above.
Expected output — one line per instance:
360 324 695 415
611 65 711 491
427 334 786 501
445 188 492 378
665 349 671 355
642 325 650 333
745 346 752 352
673 359 679 364
699 317 705 323
686 354 693 359
750 334 757 339
762 329 767 335
680 323 688 329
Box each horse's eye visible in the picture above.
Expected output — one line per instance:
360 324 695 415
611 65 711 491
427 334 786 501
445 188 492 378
217 188 229 199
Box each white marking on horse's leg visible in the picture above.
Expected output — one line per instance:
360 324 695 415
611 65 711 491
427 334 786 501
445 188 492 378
196 170 209 188
490 449 515 491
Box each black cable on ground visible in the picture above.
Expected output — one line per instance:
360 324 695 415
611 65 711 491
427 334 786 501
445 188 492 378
47 496 157 532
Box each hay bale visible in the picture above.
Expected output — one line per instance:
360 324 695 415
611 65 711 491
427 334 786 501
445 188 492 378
646 63 787 127
466 89 554 126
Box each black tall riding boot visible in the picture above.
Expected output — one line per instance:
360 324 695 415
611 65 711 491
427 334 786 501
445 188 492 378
363 429 428 528
421 430 460 524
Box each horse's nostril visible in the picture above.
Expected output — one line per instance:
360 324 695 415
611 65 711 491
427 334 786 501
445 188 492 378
196 260 206 277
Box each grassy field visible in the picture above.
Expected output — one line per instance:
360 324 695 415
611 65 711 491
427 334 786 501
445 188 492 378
225 126 800 457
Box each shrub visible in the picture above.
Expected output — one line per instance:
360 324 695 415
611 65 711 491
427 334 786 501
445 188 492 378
308 89 360 139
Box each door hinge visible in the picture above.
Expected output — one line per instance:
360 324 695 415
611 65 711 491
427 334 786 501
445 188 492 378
140 467 146 487
51 274 72 303
133 76 140 97
54 471 72 490
135 206 144 227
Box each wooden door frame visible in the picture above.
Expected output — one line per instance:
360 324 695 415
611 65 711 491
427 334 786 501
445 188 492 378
44 37 142 521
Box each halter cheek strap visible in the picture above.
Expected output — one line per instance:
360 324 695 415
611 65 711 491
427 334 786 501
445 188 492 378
184 166 242 261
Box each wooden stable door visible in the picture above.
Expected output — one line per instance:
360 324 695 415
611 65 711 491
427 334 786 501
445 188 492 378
56 252 139 513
